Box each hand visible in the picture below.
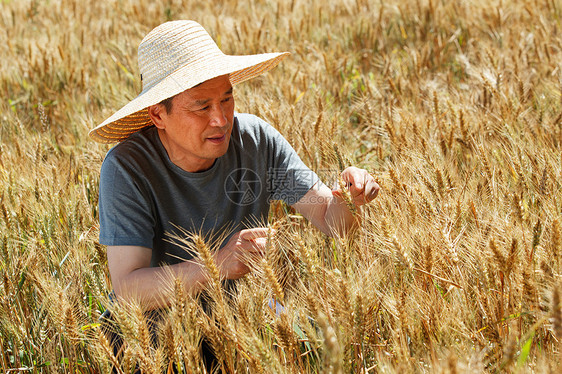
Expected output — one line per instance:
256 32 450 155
215 228 272 280
334 167 380 206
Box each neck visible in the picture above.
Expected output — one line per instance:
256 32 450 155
157 129 215 173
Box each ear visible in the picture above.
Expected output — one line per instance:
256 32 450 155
147 104 167 130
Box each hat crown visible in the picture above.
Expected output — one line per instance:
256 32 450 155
138 20 223 92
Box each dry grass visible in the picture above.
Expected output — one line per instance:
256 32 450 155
1 0 562 372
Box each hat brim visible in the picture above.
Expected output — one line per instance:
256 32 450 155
89 52 289 143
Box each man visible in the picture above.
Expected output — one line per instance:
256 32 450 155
90 20 379 313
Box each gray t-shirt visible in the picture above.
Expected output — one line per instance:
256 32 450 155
99 113 319 266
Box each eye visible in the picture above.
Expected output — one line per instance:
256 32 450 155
222 97 232 103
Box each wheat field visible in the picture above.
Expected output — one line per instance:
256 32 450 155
1 0 562 372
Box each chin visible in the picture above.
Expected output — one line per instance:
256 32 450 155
216 145 230 158
206 144 229 159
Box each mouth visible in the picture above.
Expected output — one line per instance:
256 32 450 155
206 134 227 144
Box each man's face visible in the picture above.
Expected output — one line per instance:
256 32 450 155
152 75 235 172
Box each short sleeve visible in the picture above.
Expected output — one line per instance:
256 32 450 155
259 119 320 205
98 151 156 248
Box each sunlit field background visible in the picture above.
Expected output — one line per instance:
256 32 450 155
1 0 562 372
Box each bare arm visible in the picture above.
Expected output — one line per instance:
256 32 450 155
292 167 380 237
292 182 356 236
107 228 270 310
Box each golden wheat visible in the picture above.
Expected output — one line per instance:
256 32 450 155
2 0 562 372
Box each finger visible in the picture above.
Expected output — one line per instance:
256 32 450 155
365 179 380 201
240 227 272 241
237 239 266 263
346 170 368 197
349 182 365 197
236 238 268 264
351 180 378 205
247 237 268 252
340 167 359 184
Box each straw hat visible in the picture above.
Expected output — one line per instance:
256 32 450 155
89 20 289 143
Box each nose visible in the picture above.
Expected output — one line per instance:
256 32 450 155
209 103 227 127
